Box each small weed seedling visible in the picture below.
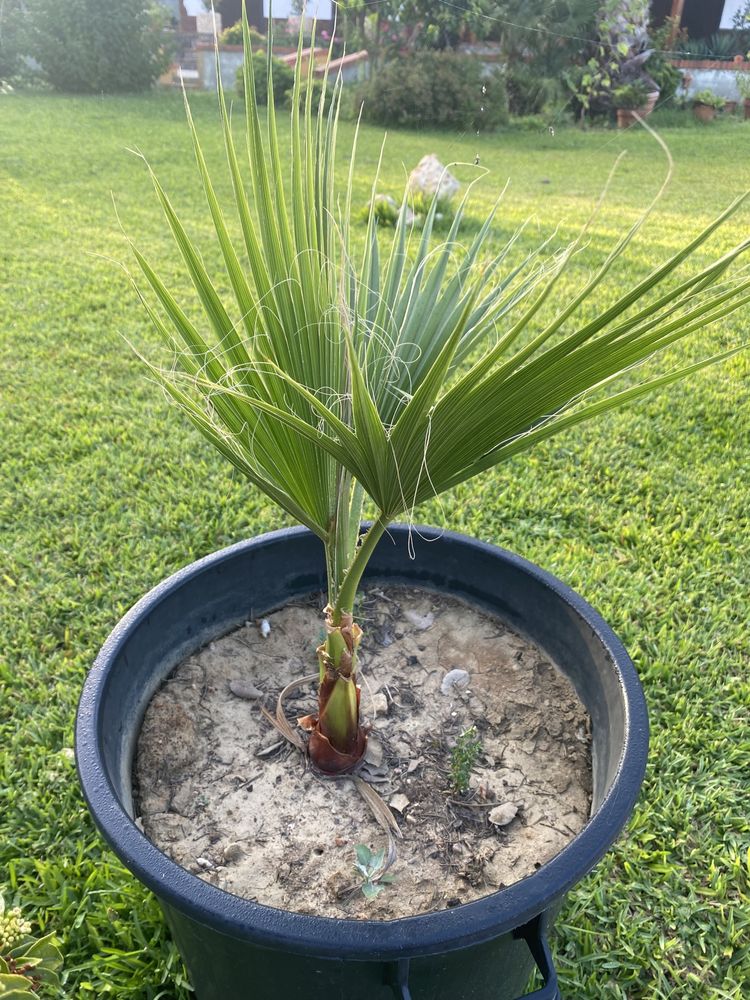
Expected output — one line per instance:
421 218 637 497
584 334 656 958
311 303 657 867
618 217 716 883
451 726 482 794
353 844 396 901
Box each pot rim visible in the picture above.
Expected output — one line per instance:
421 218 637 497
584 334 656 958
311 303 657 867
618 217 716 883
76 524 648 960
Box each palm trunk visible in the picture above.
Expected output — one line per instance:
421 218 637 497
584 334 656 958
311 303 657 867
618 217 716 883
304 515 388 774
305 606 366 773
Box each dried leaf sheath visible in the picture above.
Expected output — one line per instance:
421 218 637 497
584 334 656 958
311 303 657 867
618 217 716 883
300 607 367 773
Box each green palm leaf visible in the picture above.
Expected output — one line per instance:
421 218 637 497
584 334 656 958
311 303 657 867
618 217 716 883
127 4 749 769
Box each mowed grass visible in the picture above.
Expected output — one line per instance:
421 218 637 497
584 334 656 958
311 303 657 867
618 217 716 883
1 90 749 998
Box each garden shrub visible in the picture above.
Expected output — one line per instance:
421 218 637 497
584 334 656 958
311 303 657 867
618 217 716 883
0 0 28 80
235 55 295 103
27 0 171 93
646 18 684 108
285 76 331 111
505 65 558 116
220 21 264 47
360 51 508 130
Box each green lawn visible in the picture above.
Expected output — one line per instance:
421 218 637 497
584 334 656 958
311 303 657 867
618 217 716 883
1 91 749 998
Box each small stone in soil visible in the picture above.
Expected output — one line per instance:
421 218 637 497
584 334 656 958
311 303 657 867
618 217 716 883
404 610 435 630
229 680 264 700
370 692 389 717
365 737 384 767
441 669 470 694
488 803 519 828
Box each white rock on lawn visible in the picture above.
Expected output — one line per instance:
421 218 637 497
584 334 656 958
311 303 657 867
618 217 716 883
407 154 460 203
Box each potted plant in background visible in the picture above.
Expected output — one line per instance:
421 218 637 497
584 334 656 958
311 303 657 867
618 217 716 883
612 81 653 127
737 71 750 119
572 0 659 124
75 11 750 1000
692 89 726 122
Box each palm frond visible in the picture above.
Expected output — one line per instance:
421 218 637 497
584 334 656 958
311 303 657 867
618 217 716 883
129 6 749 602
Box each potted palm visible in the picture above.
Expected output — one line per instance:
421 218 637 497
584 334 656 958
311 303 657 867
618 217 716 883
76 11 750 1000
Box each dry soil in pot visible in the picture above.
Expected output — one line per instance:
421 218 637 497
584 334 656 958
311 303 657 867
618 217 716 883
135 585 592 920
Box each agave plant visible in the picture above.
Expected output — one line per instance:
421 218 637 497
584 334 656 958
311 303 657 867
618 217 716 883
128 10 750 775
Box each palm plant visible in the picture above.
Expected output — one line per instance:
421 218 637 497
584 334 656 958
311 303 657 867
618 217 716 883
129 10 750 775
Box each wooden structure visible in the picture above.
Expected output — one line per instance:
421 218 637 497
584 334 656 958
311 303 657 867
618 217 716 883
217 0 336 35
650 0 740 39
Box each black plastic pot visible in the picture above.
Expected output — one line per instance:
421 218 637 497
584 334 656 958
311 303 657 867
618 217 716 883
76 526 648 1000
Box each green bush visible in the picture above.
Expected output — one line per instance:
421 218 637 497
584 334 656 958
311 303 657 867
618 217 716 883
220 21 264 47
235 55 296 103
692 89 726 109
647 59 681 106
612 82 650 109
505 65 558 116
27 0 170 93
360 52 508 130
0 0 29 80
646 20 683 108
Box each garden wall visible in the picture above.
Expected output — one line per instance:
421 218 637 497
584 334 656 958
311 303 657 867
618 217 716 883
672 59 750 101
195 45 369 91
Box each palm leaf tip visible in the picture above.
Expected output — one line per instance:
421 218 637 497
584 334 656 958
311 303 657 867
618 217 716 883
127 19 750 552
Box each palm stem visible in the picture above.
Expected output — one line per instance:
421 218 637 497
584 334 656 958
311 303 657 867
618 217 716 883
333 514 389 623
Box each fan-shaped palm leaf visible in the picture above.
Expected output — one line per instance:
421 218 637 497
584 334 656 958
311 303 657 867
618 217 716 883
129 8 749 770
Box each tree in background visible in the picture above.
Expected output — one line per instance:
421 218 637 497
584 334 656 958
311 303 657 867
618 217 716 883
489 0 599 115
397 0 495 50
335 0 399 69
27 0 171 93
567 0 653 121
0 0 29 80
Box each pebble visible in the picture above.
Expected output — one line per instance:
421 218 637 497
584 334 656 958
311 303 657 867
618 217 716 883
365 737 384 767
229 679 264 700
441 669 470 695
389 793 410 813
488 803 518 828
371 692 389 717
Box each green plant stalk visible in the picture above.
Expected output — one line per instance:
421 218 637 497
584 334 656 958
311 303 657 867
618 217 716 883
313 514 389 769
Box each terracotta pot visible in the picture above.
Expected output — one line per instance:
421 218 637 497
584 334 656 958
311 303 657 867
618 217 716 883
693 104 716 122
615 92 660 128
693 103 716 123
